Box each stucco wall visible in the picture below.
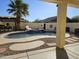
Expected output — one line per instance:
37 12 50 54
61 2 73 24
1 22 15 26
26 23 79 32
67 23 79 32
20 22 27 30
1 22 26 30
45 23 56 31
26 23 44 30
1 22 79 32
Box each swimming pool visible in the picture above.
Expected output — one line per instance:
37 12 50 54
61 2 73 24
6 30 55 39
6 30 70 39
0 30 70 45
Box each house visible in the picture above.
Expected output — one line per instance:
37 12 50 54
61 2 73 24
0 16 28 31
26 16 79 33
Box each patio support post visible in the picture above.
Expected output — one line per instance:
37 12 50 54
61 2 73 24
56 1 67 48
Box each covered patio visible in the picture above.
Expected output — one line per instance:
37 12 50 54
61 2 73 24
42 0 79 48
0 0 79 59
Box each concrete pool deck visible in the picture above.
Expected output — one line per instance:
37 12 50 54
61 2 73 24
0 43 79 59
9 41 45 51
0 31 70 44
0 31 79 59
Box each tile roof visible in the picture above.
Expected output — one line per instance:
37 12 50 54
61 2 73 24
0 16 16 22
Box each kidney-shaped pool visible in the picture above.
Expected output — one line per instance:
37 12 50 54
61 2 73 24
6 30 70 39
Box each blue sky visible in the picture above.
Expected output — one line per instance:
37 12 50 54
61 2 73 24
0 0 79 21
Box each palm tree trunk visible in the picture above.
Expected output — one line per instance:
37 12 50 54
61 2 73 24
15 16 20 31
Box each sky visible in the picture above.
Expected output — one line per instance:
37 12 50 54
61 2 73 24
0 0 79 21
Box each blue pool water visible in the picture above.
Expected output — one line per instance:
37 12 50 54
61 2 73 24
6 30 55 39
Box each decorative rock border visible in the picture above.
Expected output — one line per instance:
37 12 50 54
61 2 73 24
0 48 7 53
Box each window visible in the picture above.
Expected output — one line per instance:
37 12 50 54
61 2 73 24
50 25 53 28
6 23 9 26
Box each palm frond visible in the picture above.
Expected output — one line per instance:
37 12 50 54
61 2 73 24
21 3 29 16
8 0 15 8
7 0 29 16
10 0 15 6
7 9 16 14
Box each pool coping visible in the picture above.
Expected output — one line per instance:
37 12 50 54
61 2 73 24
0 31 70 45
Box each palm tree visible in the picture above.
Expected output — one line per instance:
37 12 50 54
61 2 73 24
7 0 29 30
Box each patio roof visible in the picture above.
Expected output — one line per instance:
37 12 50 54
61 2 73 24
0 16 27 22
42 0 79 8
0 16 16 22
41 0 79 48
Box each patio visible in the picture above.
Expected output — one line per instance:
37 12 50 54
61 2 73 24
0 33 79 59
0 0 79 59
